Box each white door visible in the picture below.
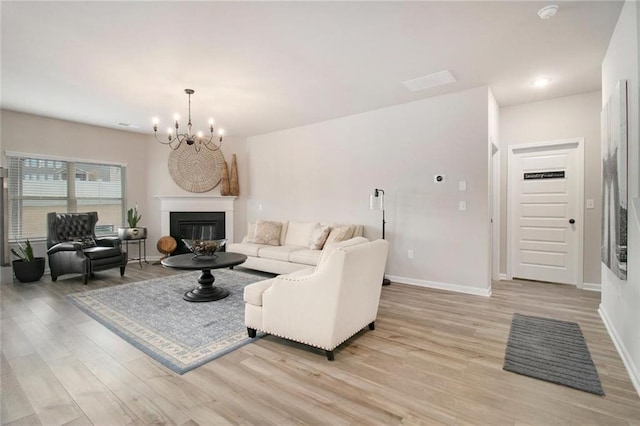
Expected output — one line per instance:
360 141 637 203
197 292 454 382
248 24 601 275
508 139 584 286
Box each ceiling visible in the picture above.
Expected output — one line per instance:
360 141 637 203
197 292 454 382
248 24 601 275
1 1 623 138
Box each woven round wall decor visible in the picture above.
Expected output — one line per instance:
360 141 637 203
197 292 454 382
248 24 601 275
168 143 226 193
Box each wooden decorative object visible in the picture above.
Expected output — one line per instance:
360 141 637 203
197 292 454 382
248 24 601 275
230 154 239 196
220 161 231 196
168 143 225 193
156 236 177 260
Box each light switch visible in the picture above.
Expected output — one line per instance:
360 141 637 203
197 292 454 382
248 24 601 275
459 201 467 211
459 180 467 191
586 199 595 209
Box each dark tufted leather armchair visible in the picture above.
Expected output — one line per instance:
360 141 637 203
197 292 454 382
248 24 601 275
47 212 127 284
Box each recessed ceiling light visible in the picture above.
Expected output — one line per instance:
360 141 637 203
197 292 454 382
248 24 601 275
532 77 552 88
538 5 559 20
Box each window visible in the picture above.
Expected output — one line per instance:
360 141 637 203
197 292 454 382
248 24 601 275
7 153 126 240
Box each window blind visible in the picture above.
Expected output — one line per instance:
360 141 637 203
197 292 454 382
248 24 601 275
7 154 125 240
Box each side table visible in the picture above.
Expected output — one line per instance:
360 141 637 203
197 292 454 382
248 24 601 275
118 227 149 268
124 238 148 267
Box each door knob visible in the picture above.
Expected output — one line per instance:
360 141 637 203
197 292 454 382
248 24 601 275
569 219 575 224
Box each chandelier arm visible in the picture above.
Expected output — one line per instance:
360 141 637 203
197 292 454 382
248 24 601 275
201 134 222 151
154 132 174 145
168 138 183 150
154 132 184 150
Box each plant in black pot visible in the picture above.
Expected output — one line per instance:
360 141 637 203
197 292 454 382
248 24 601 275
11 239 45 283
117 205 147 240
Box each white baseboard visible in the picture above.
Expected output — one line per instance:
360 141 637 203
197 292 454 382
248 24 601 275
385 275 491 297
599 305 640 397
581 282 602 292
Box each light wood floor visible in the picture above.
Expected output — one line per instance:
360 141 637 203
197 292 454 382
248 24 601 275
2 264 639 425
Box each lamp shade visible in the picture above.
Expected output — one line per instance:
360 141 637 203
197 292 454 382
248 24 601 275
369 192 384 210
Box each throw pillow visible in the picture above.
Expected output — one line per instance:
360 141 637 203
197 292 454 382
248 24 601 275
308 224 331 250
244 222 256 243
249 220 282 246
70 236 97 248
284 221 319 247
325 225 355 245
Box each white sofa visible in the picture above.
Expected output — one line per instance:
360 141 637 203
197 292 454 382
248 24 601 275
227 221 364 275
243 237 389 360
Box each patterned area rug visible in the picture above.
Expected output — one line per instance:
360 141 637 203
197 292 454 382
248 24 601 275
503 313 604 395
68 269 269 374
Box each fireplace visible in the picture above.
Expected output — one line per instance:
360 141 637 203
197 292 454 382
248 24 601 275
170 211 226 255
156 195 236 254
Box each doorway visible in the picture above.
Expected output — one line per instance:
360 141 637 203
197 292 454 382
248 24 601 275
507 139 584 286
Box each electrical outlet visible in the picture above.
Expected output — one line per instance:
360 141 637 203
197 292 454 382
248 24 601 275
408 249 414 259
258 204 263 211
586 199 595 209
459 201 467 211
459 180 467 191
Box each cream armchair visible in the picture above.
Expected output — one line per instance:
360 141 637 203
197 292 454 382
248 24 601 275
243 238 389 360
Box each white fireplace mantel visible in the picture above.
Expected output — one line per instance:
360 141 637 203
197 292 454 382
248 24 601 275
155 195 236 242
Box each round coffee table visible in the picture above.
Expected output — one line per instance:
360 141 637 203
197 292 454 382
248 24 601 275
161 252 247 302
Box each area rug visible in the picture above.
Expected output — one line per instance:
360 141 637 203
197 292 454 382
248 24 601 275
67 269 268 374
503 313 604 395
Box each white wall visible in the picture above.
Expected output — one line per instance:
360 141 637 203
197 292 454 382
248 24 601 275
246 86 491 295
600 0 640 396
0 110 149 264
499 91 603 286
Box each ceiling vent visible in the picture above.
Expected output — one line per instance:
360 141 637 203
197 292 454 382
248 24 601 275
401 70 456 92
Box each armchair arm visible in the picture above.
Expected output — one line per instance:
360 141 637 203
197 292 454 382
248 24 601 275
96 237 122 249
47 242 83 256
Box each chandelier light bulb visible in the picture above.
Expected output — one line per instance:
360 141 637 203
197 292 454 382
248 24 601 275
152 117 159 125
167 127 173 134
197 131 203 138
209 118 214 125
173 113 180 121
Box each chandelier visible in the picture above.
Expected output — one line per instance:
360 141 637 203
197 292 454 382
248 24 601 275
152 89 224 152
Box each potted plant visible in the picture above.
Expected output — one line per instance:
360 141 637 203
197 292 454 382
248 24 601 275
11 239 45 283
118 205 147 240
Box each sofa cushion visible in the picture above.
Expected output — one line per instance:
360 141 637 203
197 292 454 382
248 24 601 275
83 246 122 260
279 221 289 246
244 278 275 306
308 224 331 250
325 225 355 245
227 242 264 257
284 222 319 247
248 220 282 246
258 245 306 261
316 236 369 269
289 249 322 266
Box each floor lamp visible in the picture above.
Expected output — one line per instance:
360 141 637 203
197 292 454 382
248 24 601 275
370 188 391 286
